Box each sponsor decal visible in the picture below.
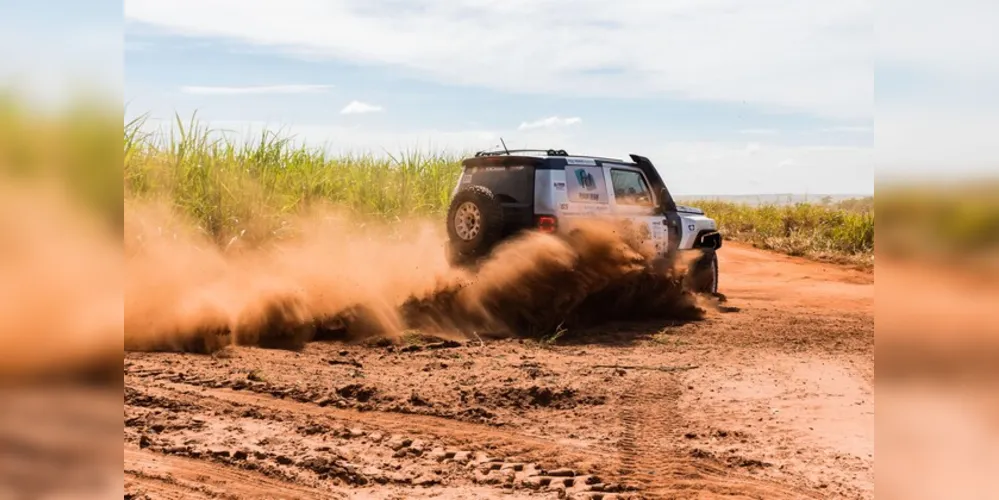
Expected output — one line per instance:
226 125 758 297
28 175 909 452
566 157 597 165
565 166 609 204
574 169 597 190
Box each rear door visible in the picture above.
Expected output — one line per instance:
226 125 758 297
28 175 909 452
602 165 669 257
556 158 613 220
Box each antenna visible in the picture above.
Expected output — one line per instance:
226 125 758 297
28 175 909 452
500 137 510 154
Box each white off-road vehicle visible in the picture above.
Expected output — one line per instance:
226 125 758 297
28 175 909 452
445 149 722 294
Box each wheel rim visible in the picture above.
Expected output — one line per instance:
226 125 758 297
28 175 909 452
453 202 482 240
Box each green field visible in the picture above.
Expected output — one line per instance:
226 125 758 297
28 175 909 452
125 114 466 246
15 96 999 275
684 198 874 267
123 115 876 263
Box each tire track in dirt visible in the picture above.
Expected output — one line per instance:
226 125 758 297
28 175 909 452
141 376 817 499
614 372 821 499
125 446 339 499
146 379 612 470
128 380 637 497
123 241 872 499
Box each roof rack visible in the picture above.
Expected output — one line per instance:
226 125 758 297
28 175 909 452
581 154 631 163
473 149 569 157
470 149 635 164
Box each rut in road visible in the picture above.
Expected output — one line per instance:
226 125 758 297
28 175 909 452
127 380 627 498
145 379 612 468
614 372 817 499
130 373 818 499
124 240 874 499
125 446 338 500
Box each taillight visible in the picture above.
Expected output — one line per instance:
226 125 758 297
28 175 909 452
537 215 558 233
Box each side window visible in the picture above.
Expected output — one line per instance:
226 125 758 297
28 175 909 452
610 169 653 206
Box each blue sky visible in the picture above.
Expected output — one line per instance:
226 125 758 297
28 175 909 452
0 0 121 107
6 0 996 195
121 0 880 196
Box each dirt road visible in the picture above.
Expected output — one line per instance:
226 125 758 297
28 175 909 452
124 241 874 499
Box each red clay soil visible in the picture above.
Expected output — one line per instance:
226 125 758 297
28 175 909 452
123 241 874 499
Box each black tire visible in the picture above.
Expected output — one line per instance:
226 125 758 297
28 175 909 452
445 185 505 266
689 249 719 295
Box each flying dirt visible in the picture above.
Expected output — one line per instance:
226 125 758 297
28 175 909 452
0 182 122 382
123 238 874 500
124 201 711 354
121 197 874 500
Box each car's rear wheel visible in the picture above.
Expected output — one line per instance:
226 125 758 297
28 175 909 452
446 185 505 267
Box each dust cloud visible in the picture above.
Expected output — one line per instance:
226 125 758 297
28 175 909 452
400 221 706 337
125 204 708 354
124 201 452 353
0 181 122 382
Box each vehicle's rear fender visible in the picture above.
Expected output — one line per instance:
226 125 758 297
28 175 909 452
533 169 561 216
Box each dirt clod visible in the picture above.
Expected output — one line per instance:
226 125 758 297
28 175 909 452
548 468 576 477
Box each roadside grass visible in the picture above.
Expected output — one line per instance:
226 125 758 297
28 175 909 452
125 113 878 265
690 200 875 268
13 100 999 275
876 182 999 272
2 92 121 226
125 113 464 246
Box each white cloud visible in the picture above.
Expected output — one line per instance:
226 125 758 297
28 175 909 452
518 116 582 130
822 125 872 133
180 84 333 94
125 40 152 52
123 0 999 182
650 141 871 195
123 0 873 120
1 22 122 108
738 128 779 135
876 109 999 179
877 0 999 82
876 0 999 179
340 100 384 114
140 118 492 155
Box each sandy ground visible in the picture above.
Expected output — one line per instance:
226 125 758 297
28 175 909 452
123 241 874 499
